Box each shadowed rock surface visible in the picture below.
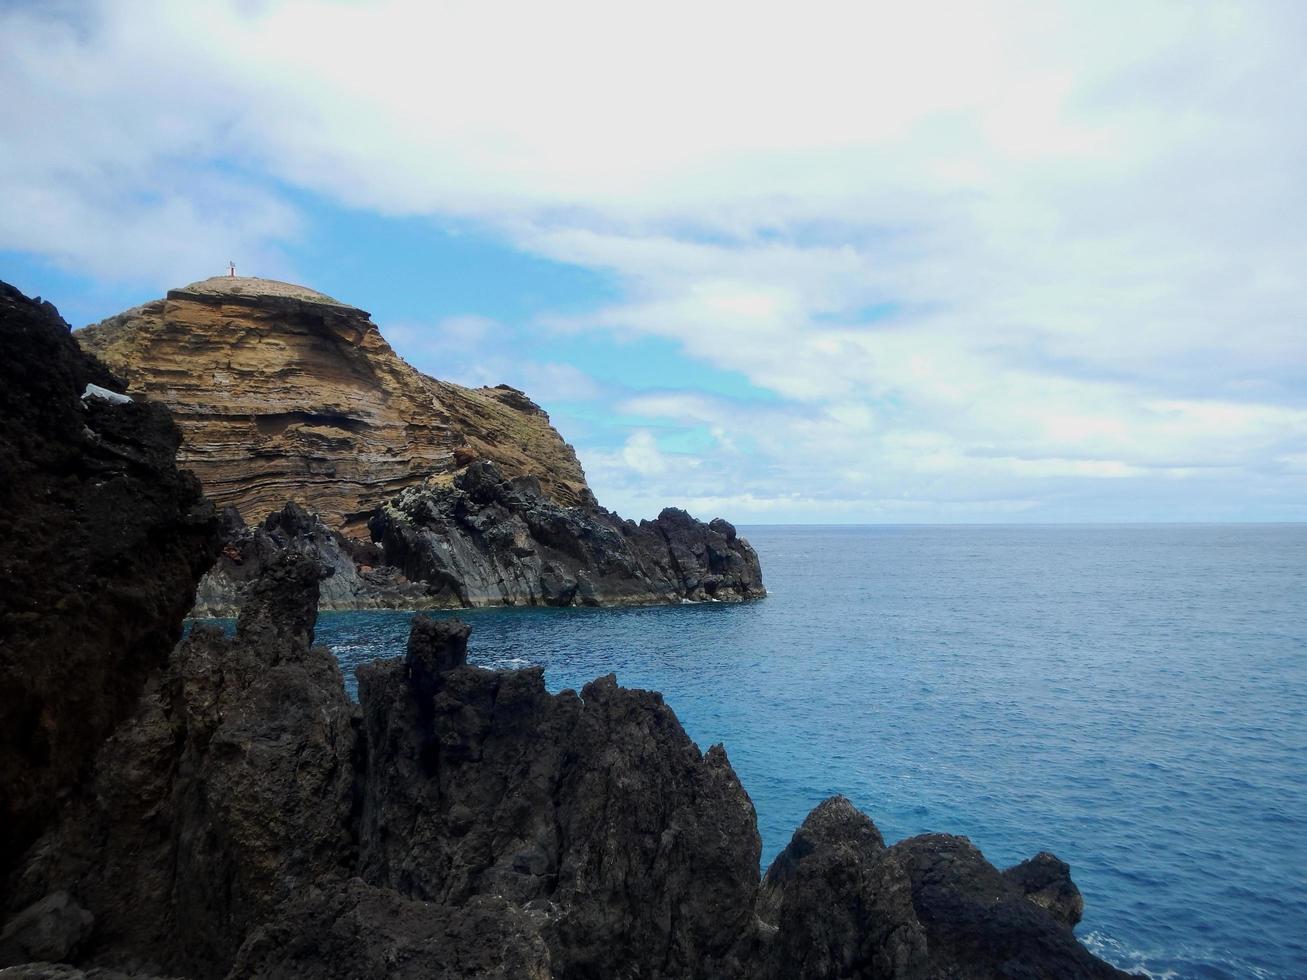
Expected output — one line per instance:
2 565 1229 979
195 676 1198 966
192 501 438 617
1002 851 1086 928
756 796 929 980
0 281 219 877
370 460 766 607
889 834 1128 979
5 553 357 978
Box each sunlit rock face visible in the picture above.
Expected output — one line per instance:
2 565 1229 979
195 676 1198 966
77 276 592 532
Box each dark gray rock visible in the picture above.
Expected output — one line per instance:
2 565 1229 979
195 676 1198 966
356 614 763 978
227 879 552 980
370 460 765 607
7 553 357 979
0 893 94 968
889 834 1136 979
0 281 219 876
1003 851 1085 928
2 480 1132 980
191 501 437 616
757 797 928 980
0 968 173 980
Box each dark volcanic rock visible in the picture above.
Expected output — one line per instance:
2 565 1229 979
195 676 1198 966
228 879 552 979
0 343 1130 980
1003 851 1085 928
356 614 762 977
191 501 437 616
757 796 928 980
6 553 357 978
370 460 765 607
0 893 94 968
0 281 219 876
889 834 1134 979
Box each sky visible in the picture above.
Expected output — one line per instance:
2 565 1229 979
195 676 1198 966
2 0 1305 523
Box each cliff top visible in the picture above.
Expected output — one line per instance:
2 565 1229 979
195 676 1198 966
173 276 356 309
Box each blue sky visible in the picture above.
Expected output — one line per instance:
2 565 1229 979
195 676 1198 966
3 1 1305 523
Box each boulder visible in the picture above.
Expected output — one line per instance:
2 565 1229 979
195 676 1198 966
1003 851 1086 928
0 893 94 968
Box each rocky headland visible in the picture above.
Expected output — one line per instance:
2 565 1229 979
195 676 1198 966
76 276 591 531
76 276 765 612
1 280 1135 978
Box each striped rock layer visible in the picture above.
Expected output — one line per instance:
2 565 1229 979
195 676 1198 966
77 277 591 532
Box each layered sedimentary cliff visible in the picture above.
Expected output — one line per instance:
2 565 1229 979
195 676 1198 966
77 276 590 531
0 282 218 877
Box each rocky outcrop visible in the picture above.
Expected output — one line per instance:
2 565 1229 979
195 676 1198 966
191 461 765 615
889 835 1121 980
76 277 590 531
1003 851 1085 928
354 617 761 978
5 553 357 977
192 501 438 617
756 796 928 979
0 281 218 877
6 551 1133 979
371 460 765 607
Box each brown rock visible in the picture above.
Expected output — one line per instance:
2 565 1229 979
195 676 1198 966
77 277 590 532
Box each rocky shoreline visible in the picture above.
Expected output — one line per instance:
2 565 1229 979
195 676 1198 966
191 463 765 616
1 280 1137 978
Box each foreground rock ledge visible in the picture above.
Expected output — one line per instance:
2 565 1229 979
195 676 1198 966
0 282 219 878
4 554 1136 979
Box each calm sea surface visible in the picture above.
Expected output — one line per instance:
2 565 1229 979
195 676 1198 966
308 525 1306 979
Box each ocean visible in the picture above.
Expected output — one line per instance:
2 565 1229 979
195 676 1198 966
311 525 1306 979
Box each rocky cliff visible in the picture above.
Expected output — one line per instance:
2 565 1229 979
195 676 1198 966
2 553 1135 979
370 460 765 606
191 463 763 614
78 275 764 611
0 281 219 877
76 276 591 532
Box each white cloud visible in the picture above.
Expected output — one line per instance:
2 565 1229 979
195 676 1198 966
2 0 1305 519
620 431 669 477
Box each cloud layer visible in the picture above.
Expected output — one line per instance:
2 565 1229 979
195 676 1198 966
3 0 1305 520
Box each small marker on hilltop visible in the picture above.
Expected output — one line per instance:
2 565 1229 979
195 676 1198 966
228 260 236 277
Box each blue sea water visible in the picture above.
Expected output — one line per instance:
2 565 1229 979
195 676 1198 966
308 525 1307 979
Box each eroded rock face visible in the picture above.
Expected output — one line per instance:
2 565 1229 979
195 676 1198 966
192 502 438 617
5 553 357 978
356 617 762 977
371 460 766 607
0 281 219 876
76 277 591 531
1003 851 1086 928
757 796 929 980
